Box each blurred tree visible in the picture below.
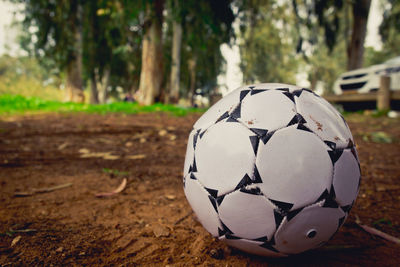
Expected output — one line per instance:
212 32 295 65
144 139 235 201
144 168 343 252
182 0 234 104
236 0 299 84
346 0 371 70
15 0 85 102
167 0 184 103
295 0 371 71
136 0 165 105
161 0 234 104
82 0 143 104
378 0 400 60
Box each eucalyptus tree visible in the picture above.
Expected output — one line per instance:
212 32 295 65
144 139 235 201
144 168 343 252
15 0 86 102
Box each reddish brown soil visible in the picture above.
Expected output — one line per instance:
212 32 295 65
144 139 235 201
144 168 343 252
0 112 399 266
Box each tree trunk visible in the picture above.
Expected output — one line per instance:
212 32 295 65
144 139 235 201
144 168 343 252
65 0 84 103
97 68 110 104
169 20 183 104
65 58 84 103
90 73 99 104
188 58 197 106
137 0 164 105
347 0 371 70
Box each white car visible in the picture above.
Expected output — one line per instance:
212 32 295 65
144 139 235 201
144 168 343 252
333 56 400 95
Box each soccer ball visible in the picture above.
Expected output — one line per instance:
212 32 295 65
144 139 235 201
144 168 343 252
183 83 360 256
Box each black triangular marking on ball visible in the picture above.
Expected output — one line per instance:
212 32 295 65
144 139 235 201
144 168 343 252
249 135 259 155
292 89 303 97
235 173 253 190
226 116 239 123
253 236 269 243
240 90 250 102
193 129 200 149
190 173 197 180
297 123 312 133
317 189 329 202
347 139 354 148
282 92 295 103
273 210 284 229
208 195 218 212
260 242 279 253
328 149 343 165
341 204 352 213
199 130 206 139
261 131 274 144
216 111 229 123
250 89 267 95
287 113 307 126
303 88 313 94
276 87 289 92
221 220 234 235
338 216 346 229
188 165 192 173
250 128 268 137
351 147 358 161
340 114 347 125
324 140 336 150
216 195 225 206
252 165 263 183
322 196 339 209
218 227 225 237
329 184 336 199
240 186 262 195
297 113 307 124
205 187 218 198
287 207 304 221
230 103 241 119
269 199 294 213
248 86 255 90
192 157 198 172
287 115 298 126
225 234 241 240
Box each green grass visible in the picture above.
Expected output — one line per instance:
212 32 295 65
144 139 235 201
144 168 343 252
0 94 203 116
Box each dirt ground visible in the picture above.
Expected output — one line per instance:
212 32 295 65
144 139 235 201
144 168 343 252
0 112 399 266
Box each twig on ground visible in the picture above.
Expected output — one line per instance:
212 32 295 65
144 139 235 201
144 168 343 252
95 178 127 198
14 183 73 197
174 211 193 226
355 214 400 245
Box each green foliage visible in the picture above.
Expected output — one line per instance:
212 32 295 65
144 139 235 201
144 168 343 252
0 56 63 100
178 0 235 96
237 1 299 84
307 36 347 93
0 94 202 116
102 168 129 177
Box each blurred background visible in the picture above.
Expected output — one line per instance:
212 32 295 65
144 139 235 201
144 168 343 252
0 0 398 109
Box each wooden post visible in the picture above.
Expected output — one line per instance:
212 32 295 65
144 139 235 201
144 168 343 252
377 75 391 110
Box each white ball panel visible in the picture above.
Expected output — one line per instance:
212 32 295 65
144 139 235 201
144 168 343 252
274 202 345 254
218 191 276 240
195 122 255 196
256 126 333 210
183 176 221 237
333 149 360 207
295 91 353 148
183 129 196 176
239 90 297 131
193 88 242 130
220 237 286 257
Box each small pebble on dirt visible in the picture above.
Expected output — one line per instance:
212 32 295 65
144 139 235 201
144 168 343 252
152 223 170 237
209 248 224 259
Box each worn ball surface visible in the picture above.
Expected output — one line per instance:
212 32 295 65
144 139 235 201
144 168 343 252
183 83 360 256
